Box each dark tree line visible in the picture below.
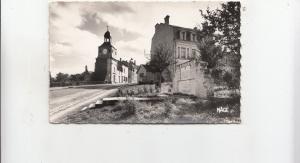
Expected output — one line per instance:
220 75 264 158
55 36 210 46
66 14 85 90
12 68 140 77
50 71 91 87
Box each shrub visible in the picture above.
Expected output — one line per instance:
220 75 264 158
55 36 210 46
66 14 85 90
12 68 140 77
211 69 222 80
112 100 136 120
228 78 240 89
223 72 232 84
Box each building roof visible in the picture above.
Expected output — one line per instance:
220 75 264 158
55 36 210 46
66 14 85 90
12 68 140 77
170 24 197 32
156 22 197 32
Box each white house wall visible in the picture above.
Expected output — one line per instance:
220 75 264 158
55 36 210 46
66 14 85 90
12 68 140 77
110 59 129 84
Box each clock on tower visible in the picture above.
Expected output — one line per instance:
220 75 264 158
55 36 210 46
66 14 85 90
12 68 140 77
102 48 108 54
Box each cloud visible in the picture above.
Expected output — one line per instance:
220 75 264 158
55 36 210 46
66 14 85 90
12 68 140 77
115 38 150 65
50 42 72 57
82 2 134 14
56 2 69 8
49 1 222 74
77 11 141 42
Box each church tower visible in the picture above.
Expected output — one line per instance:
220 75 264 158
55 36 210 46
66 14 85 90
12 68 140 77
93 28 116 82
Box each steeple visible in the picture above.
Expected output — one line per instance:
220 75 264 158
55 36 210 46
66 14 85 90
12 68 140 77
104 25 111 43
85 65 88 73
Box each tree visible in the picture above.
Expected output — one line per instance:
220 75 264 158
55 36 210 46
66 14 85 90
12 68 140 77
149 44 174 85
49 72 55 87
50 72 55 83
199 2 241 55
223 72 232 84
55 72 69 83
199 2 241 89
197 35 222 69
211 68 222 80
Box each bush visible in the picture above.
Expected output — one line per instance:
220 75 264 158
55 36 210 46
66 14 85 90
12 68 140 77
223 72 232 83
211 69 222 80
228 78 240 89
113 100 136 120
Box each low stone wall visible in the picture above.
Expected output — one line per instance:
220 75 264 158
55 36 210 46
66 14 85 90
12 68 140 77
214 89 240 98
118 84 158 96
160 82 173 94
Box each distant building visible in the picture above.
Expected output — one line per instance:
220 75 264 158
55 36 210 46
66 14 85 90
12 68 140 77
82 65 92 81
93 29 129 84
127 59 138 83
150 15 201 82
137 64 159 84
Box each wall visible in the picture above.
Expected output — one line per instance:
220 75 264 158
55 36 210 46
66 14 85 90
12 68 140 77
137 66 159 84
119 84 157 96
132 68 138 83
150 23 175 58
151 23 175 82
161 82 173 94
137 66 146 83
128 66 138 84
173 60 211 98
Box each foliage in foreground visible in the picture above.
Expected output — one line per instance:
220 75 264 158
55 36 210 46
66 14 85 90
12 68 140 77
60 96 240 124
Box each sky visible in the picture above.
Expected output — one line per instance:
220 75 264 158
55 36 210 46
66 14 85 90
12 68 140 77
49 1 222 75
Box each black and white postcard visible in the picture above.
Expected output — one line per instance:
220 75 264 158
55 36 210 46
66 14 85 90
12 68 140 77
49 1 241 124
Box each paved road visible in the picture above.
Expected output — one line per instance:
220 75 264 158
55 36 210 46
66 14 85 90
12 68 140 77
49 84 124 123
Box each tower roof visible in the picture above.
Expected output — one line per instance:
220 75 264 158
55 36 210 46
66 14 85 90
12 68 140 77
104 30 111 39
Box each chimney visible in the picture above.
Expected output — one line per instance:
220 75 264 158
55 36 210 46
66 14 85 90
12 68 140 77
164 15 170 25
155 23 159 32
119 58 122 61
134 60 136 65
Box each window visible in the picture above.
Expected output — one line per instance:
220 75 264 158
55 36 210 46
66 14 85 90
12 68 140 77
192 49 196 58
140 73 144 77
187 48 190 58
177 47 180 58
186 31 191 41
193 34 196 41
181 47 186 59
176 31 180 39
181 32 186 40
114 67 115 72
